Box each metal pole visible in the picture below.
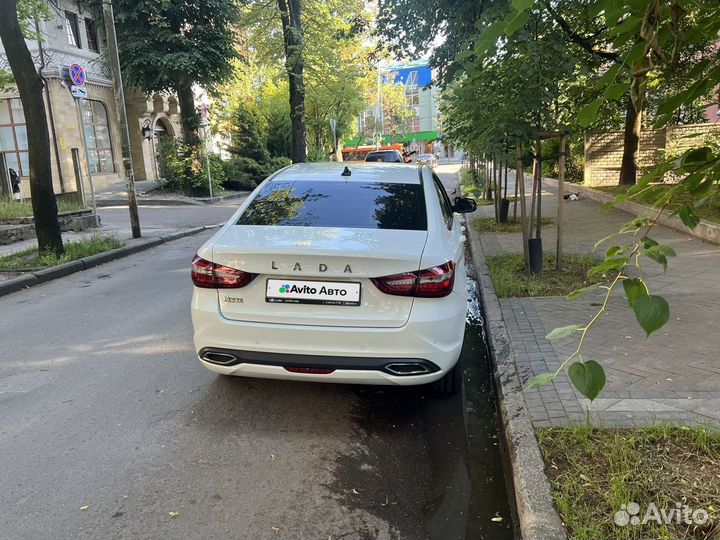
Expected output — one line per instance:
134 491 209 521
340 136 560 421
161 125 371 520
102 0 141 238
76 100 99 227
556 134 567 270
517 143 530 272
205 129 213 202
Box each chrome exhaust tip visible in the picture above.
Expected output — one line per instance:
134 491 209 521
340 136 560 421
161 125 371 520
201 351 238 366
384 362 433 376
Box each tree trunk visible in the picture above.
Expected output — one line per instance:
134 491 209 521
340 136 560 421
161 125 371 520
0 0 63 256
176 81 199 146
619 95 642 186
278 0 306 163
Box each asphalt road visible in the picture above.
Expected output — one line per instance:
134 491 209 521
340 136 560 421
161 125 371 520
0 165 513 539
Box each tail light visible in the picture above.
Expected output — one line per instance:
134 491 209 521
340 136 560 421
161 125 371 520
191 255 257 289
372 261 455 298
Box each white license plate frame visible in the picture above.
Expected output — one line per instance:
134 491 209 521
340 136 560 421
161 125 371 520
265 279 361 306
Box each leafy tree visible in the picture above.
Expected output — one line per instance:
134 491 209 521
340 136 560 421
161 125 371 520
110 0 239 146
0 0 63 255
227 104 270 162
225 0 372 160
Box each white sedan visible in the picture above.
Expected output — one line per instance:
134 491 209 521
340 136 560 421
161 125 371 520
190 162 477 395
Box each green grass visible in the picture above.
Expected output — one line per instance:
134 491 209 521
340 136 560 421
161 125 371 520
475 216 553 233
486 252 598 297
537 425 720 540
0 198 86 220
594 184 720 223
0 233 124 270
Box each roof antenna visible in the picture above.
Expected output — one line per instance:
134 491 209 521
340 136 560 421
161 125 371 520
341 166 352 177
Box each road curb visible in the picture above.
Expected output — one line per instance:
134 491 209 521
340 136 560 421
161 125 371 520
96 191 249 208
465 214 568 540
0 225 216 298
545 177 720 246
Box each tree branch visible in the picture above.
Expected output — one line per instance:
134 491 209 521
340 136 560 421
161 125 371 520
540 0 620 62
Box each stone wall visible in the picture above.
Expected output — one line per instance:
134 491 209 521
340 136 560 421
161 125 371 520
584 123 720 186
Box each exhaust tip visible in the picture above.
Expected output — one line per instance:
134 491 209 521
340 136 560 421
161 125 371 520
201 351 238 366
384 362 433 376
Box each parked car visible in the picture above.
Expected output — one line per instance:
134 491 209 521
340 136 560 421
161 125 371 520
364 149 404 163
417 153 438 168
190 162 477 394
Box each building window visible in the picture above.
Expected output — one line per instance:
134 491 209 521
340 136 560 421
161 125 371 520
65 11 81 48
0 98 28 177
85 18 98 52
81 100 115 173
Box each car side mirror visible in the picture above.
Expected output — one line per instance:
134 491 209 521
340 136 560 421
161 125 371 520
453 196 477 214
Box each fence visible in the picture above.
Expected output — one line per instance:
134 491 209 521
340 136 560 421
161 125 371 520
584 123 720 185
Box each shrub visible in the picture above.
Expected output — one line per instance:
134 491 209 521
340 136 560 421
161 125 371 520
156 137 223 196
222 156 291 191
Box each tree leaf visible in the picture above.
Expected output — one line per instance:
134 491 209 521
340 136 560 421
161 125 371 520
633 294 670 336
505 10 531 35
545 324 581 342
526 372 555 389
603 82 630 100
605 245 624 258
622 277 647 308
677 205 700 230
568 361 606 401
511 0 535 11
588 256 628 277
578 99 603 127
641 244 676 271
567 283 602 301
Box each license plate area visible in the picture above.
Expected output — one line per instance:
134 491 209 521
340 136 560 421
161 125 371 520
266 279 361 306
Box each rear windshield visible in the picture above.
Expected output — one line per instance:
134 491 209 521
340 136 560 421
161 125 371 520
365 151 401 163
236 180 427 230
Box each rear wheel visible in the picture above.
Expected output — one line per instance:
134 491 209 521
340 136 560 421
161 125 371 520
432 358 464 397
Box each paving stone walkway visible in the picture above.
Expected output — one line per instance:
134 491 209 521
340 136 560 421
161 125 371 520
474 169 720 427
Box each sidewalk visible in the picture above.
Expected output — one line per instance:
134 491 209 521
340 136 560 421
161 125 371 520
0 199 242 259
473 169 720 427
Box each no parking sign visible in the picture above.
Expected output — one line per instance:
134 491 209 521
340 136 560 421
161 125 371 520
70 64 86 86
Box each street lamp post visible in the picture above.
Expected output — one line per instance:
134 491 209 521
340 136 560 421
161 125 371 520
102 0 141 238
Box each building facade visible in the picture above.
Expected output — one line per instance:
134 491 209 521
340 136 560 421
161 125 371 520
0 0 181 202
351 60 441 153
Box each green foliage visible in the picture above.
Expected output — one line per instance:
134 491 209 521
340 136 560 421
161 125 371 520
227 104 270 163
486 253 599 298
156 137 224 196
111 0 239 95
0 232 123 270
219 0 372 160
0 198 85 220
568 360 606 401
546 325 581 342
222 156 290 191
538 425 720 540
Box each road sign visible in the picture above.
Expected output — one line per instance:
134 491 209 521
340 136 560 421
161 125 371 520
71 85 88 99
69 64 86 86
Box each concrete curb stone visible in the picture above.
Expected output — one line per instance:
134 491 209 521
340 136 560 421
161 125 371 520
0 274 39 296
33 260 85 284
465 212 568 540
0 225 217 298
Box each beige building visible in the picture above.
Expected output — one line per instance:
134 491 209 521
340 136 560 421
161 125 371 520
0 0 181 203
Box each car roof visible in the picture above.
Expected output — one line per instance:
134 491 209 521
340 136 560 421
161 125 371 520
272 162 422 184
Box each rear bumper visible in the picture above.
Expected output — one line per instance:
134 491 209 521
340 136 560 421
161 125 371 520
191 287 466 386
